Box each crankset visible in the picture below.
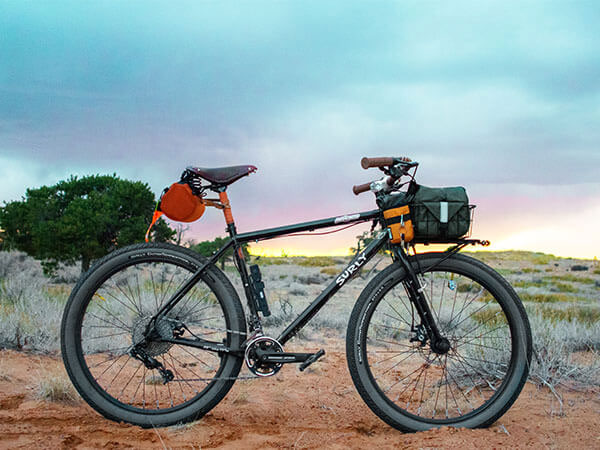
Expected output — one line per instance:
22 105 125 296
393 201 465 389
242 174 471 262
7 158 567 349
244 334 325 377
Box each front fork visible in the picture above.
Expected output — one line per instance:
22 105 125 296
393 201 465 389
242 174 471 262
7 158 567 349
394 247 451 355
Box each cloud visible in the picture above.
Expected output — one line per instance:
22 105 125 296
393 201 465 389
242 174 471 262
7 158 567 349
0 1 599 256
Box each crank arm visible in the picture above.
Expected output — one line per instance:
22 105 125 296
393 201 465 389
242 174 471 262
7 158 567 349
255 350 314 364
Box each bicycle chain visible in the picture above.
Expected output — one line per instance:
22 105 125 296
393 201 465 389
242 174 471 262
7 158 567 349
168 325 273 383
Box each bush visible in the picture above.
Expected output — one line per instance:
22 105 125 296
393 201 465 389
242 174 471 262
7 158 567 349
519 293 578 303
35 368 79 403
297 256 337 267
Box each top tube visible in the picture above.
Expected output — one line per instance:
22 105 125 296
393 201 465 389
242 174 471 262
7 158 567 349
235 209 380 243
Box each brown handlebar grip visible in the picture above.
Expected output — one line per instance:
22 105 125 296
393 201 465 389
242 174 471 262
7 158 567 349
360 156 412 169
352 182 371 195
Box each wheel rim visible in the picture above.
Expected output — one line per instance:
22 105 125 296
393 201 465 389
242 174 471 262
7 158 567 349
364 267 515 423
77 256 231 413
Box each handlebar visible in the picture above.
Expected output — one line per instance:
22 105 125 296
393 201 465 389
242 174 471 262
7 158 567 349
353 156 418 196
352 176 396 196
352 182 372 195
360 156 412 169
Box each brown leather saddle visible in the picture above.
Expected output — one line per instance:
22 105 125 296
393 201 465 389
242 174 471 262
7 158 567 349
188 165 257 186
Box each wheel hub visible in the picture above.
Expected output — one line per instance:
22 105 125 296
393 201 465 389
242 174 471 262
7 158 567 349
430 336 451 355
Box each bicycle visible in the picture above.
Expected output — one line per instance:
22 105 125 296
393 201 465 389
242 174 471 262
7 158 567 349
61 157 532 432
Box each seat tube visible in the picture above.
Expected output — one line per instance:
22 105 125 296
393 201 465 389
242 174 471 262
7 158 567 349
219 189 262 328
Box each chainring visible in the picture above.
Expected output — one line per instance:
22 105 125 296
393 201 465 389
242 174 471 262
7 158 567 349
244 335 284 377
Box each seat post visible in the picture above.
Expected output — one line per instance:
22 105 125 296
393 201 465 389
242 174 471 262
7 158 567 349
218 190 235 227
218 189 245 260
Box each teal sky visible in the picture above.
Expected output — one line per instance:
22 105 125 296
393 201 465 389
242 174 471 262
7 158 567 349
1 1 599 257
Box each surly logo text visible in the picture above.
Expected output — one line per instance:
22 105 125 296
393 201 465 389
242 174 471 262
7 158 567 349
336 254 367 287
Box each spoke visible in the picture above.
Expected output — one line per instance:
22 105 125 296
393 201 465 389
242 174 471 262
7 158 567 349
446 362 476 412
458 342 506 352
453 311 505 343
393 363 427 403
456 327 510 347
444 355 449 418
97 288 139 316
95 353 125 381
178 345 215 371
446 287 486 330
86 312 130 333
384 300 412 328
417 362 428 415
166 354 188 402
129 366 145 406
405 362 427 409
383 363 428 394
157 266 179 309
149 270 160 311
87 350 128 369
93 304 132 332
177 287 213 319
118 362 143 400
391 285 414 318
374 348 415 365
445 279 460 334
446 351 486 403
142 367 147 409
448 300 495 335
123 274 144 316
444 356 462 416
86 331 129 340
374 337 417 350
105 355 132 392
109 278 143 315
169 352 207 389
162 355 175 407
375 351 418 379
450 349 506 383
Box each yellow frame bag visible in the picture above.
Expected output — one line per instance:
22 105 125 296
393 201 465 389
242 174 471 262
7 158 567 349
383 205 414 244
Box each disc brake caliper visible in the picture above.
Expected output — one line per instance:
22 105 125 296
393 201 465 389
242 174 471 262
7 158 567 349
410 324 428 347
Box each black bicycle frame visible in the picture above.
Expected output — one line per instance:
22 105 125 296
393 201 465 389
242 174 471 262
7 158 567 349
152 209 384 349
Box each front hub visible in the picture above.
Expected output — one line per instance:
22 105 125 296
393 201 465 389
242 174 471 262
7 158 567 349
430 336 451 355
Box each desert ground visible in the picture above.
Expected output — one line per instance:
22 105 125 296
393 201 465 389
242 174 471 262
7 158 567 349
1 250 598 448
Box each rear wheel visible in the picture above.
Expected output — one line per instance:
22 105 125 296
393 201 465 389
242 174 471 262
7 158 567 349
346 253 531 432
61 243 246 428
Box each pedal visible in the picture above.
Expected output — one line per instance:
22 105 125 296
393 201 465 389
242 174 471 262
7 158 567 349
299 349 325 372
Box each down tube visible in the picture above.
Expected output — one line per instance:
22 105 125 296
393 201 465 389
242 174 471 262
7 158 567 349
277 231 389 345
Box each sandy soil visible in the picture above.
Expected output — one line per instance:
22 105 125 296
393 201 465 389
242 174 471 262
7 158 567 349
1 342 599 449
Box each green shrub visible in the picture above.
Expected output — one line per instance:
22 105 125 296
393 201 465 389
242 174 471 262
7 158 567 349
535 305 600 325
256 257 290 266
298 256 337 267
320 267 338 276
546 274 595 284
549 282 579 293
520 293 577 303
471 307 506 326
521 268 542 273
513 280 546 289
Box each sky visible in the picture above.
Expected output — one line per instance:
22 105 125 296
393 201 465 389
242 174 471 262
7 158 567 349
1 1 599 258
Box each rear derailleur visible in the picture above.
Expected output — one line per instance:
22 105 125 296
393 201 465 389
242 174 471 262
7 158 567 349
129 346 174 384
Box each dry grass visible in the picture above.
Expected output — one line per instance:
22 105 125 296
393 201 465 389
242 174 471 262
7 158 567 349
297 256 338 267
35 367 79 403
519 293 579 303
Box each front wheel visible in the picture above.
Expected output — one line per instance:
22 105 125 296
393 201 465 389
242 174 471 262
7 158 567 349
61 243 246 428
346 253 532 432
